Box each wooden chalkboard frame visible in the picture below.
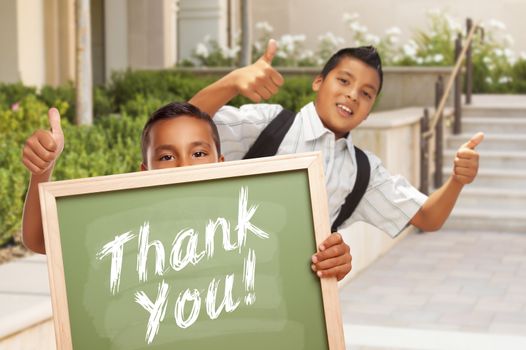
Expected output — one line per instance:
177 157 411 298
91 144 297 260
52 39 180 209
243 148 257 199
39 152 345 349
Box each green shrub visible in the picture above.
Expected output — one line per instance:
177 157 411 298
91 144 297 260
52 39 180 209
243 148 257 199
0 94 147 247
108 70 214 113
512 59 526 93
0 96 49 245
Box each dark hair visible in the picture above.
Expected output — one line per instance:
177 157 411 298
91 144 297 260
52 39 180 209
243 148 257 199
141 102 221 163
320 46 383 94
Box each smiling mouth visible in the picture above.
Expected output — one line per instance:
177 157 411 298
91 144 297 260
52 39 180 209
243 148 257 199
336 103 354 117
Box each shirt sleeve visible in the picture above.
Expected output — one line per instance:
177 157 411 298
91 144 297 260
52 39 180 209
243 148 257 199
213 104 284 161
346 151 428 238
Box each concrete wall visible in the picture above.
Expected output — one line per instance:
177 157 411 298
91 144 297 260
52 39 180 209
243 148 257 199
340 107 424 284
252 0 526 54
178 0 228 61
0 0 19 83
127 0 177 70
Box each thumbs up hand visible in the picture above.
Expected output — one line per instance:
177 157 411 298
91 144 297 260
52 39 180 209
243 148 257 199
22 107 64 175
234 39 284 102
452 132 484 185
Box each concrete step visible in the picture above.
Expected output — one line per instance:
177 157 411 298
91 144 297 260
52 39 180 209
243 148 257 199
446 133 526 151
442 167 526 189
453 187 526 211
443 149 526 170
443 207 526 233
462 106 526 118
461 117 526 134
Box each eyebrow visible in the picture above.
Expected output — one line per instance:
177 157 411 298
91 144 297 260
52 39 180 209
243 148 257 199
154 141 213 153
339 70 378 94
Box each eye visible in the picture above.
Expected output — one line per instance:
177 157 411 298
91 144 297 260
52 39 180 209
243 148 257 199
193 151 208 158
362 91 372 100
159 154 175 161
337 78 349 85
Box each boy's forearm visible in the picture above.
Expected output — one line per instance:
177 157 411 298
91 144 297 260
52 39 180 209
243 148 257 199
189 71 240 117
411 176 463 231
22 171 52 254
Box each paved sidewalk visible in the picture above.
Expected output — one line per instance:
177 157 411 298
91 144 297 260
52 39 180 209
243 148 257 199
340 229 526 350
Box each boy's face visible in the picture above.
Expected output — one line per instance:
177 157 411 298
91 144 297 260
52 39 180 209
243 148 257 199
312 56 380 138
141 116 224 170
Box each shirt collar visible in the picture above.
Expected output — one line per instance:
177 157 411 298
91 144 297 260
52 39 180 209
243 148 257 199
300 102 330 141
300 102 355 151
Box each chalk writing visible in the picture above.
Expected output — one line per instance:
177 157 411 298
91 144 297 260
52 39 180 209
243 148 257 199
96 187 270 345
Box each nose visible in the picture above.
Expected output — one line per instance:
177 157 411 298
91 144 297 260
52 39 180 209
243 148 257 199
178 156 192 168
347 88 358 101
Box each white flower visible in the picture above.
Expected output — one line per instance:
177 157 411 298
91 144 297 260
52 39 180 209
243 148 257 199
486 19 506 31
385 27 402 36
195 43 209 58
498 76 512 84
403 43 417 58
503 34 515 46
494 48 503 57
255 21 274 33
365 33 380 45
483 56 492 64
504 48 514 58
343 12 360 22
485 76 493 84
349 22 368 34
389 36 399 44
318 32 345 46
434 54 444 63
445 14 461 32
300 50 314 60
416 57 424 64
222 45 239 59
294 34 306 42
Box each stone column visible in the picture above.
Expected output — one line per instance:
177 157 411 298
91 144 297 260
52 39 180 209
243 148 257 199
177 0 228 61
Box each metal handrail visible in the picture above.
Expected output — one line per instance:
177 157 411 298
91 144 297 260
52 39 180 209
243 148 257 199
422 20 481 140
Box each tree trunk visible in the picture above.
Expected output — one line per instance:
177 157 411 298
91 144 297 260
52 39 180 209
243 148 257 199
76 0 93 125
239 0 252 66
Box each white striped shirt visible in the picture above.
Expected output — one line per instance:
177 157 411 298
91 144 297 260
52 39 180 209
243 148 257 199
214 102 428 238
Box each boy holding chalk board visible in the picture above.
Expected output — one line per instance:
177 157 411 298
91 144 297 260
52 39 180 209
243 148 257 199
21 102 352 280
188 40 483 248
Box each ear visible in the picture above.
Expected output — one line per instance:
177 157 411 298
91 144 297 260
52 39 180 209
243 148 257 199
312 75 323 92
140 162 148 171
218 154 225 162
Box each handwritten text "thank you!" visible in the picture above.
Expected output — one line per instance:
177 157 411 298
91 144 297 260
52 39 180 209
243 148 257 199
96 187 270 344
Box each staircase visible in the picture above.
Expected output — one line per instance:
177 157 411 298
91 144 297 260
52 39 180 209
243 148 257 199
442 95 526 233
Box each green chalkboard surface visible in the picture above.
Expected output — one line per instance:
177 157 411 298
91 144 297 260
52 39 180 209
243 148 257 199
40 153 345 349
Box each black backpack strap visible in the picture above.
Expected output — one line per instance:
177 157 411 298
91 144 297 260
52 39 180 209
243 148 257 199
331 147 370 232
243 109 296 159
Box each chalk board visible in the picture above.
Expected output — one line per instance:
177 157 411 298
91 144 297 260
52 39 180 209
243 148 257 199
40 152 345 349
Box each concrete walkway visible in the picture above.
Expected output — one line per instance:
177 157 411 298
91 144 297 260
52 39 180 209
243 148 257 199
340 229 526 350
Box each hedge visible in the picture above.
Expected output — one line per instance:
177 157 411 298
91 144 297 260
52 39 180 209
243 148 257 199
0 71 318 247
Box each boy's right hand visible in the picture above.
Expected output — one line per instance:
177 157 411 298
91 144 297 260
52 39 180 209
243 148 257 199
22 107 64 175
233 39 284 102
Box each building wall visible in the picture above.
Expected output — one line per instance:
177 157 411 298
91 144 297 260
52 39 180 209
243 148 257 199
252 0 526 54
0 0 20 84
17 0 46 87
177 0 229 61
126 0 177 70
104 0 128 79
